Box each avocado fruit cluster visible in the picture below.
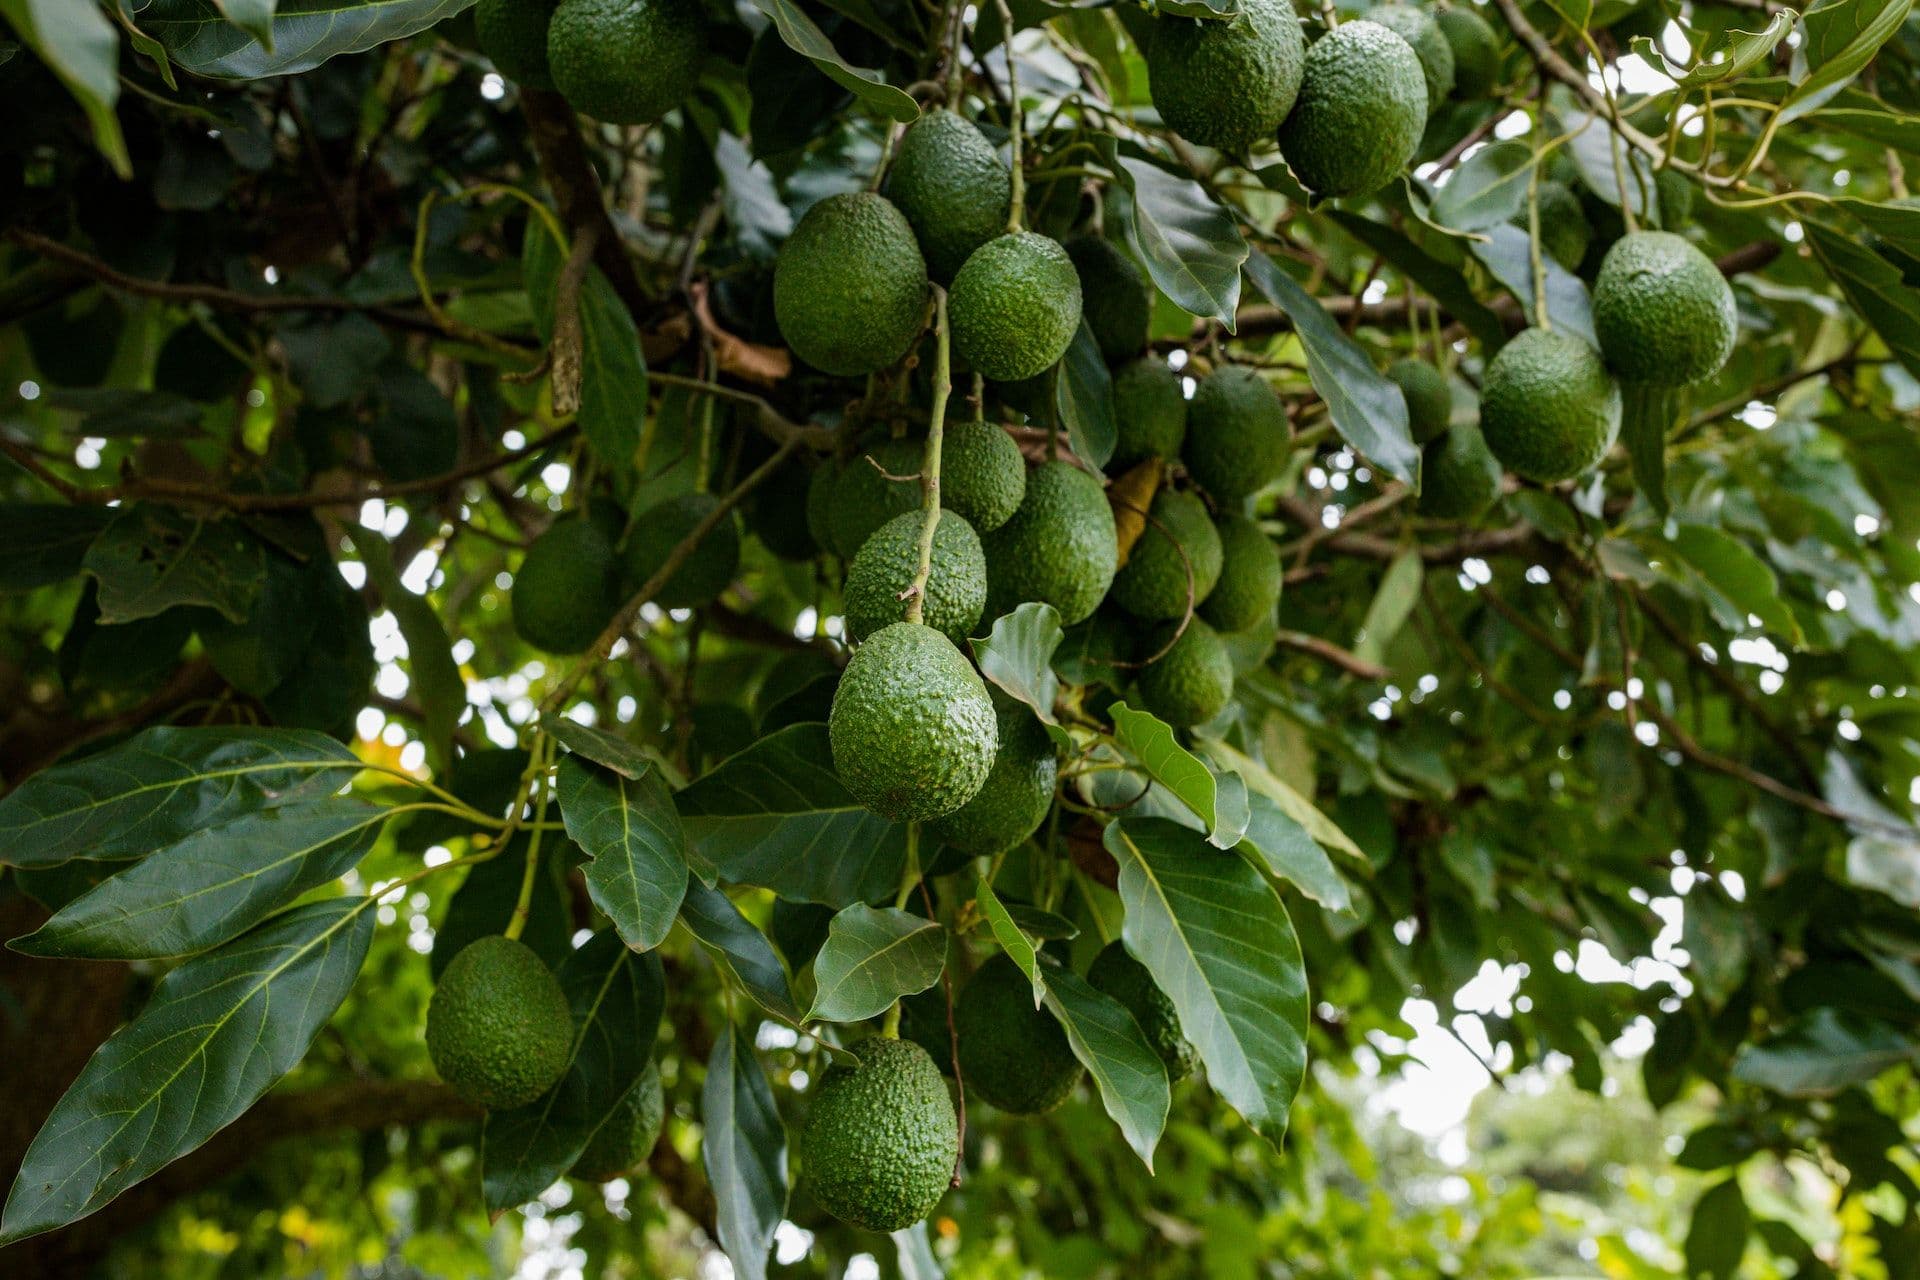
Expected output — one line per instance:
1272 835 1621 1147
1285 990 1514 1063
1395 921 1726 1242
426 935 573 1109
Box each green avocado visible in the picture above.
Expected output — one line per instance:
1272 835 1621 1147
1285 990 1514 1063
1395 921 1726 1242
775 192 930 377
844 510 988 647
1278 20 1429 199
980 460 1118 626
1478 327 1621 483
1418 423 1504 520
622 491 742 609
745 457 820 562
1066 235 1151 364
1591 230 1737 386
949 232 1083 382
1145 0 1305 154
899 987 955 1069
1199 512 1282 634
1137 617 1234 728
1182 366 1288 503
512 518 622 654
1111 357 1189 467
547 0 705 124
1655 168 1694 229
887 110 1012 282
1512 180 1592 273
572 1062 664 1181
1368 4 1455 107
830 436 925 560
1387 358 1453 444
425 935 573 1109
476 0 561 89
940 420 1027 532
1434 4 1501 98
955 954 1084 1114
1111 488 1224 620
927 689 1059 858
829 622 999 822
1087 942 1196 1081
806 457 843 551
801 1037 958 1232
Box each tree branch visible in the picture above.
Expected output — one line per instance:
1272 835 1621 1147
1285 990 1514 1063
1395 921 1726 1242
519 90 651 320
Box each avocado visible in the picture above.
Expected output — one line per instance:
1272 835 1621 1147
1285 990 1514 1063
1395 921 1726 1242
1478 327 1621 483
1145 0 1306 154
1512 179 1591 273
805 457 842 551
830 436 925 559
775 192 930 377
621 491 742 608
886 110 1012 282
1087 941 1196 1081
800 1037 958 1232
425 934 573 1109
1111 488 1224 620
1066 235 1151 363
1137 617 1234 728
513 518 622 654
829 622 998 822
927 689 1059 858
1434 4 1501 98
844 509 988 647
1591 230 1736 386
1418 423 1503 520
949 232 1083 382
980 460 1118 625
939 420 1027 533
1111 357 1189 467
476 0 561 89
547 0 706 124
1655 168 1693 229
746 457 820 562
572 1062 664 1180
1368 5 1454 107
1278 20 1429 199
899 987 955 1069
955 954 1084 1114
1199 512 1281 634
1182 366 1288 503
1387 358 1453 445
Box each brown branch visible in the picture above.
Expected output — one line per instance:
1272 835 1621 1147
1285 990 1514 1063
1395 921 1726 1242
1273 493 1540 564
1274 631 1391 681
519 89 650 320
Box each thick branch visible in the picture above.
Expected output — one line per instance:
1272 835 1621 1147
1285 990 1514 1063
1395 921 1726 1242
519 90 651 319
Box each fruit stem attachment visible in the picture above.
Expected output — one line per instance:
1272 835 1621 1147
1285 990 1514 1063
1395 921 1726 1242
1526 114 1551 333
505 736 554 943
995 0 1024 233
903 290 952 626
896 823 923 911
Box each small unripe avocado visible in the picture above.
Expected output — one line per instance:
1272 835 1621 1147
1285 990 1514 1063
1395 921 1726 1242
1145 0 1306 154
1111 358 1189 467
572 1062 664 1181
940 420 1026 532
1513 180 1592 273
1111 488 1224 620
775 192 930 377
829 622 998 822
513 518 622 654
1387 358 1453 445
1479 327 1621 483
1591 230 1737 386
1066 235 1151 364
622 492 741 608
955 955 1084 1114
927 690 1059 858
801 1037 958 1232
476 0 561 90
1368 5 1455 107
1200 512 1282 634
1418 423 1503 520
1278 20 1428 199
1183 366 1288 503
1655 168 1694 229
547 0 706 124
830 437 925 560
887 110 1012 282
844 510 988 647
426 935 573 1109
1434 4 1501 98
981 460 1118 626
1137 618 1234 728
950 232 1083 383
1087 942 1196 1081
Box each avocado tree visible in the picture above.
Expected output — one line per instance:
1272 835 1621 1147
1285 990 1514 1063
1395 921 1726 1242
1 0 1918 1275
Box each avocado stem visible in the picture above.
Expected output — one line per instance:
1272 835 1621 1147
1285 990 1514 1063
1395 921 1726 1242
995 0 1025 233
505 736 554 942
904 291 952 626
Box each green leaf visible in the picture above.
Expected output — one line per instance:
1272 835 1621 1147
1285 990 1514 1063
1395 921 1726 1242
0 898 374 1244
1056 321 1117 472
680 881 800 1022
0 0 129 175
578 267 646 468
1676 1122 1762 1171
1427 141 1533 232
1730 1008 1917 1097
11 800 385 959
355 534 463 778
1041 967 1170 1169
544 716 654 779
1468 223 1596 344
972 602 1064 736
1103 140 1248 328
1540 0 1593 28
1110 702 1250 848
0 725 363 869
1201 738 1369 866
1005 903 1078 940
1237 792 1354 913
977 879 1042 1005
140 0 475 79
1837 196 1920 253
0 504 113 591
746 0 918 122
1104 817 1310 1147
210 0 277 47
702 1021 789 1280
83 504 267 625
806 904 946 1023
41 387 205 437
1620 382 1686 516
1663 523 1803 644
1780 0 1915 125
1353 549 1422 666
1631 11 1792 88
893 1223 945 1280
557 756 690 953
1805 220 1920 378
1816 107 1920 156
1562 109 1656 219
483 933 666 1212
1685 1178 1750 1280
1325 211 1508 349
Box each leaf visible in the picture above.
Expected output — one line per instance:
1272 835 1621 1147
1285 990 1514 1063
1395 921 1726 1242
1427 141 1533 232
972 602 1064 734
1685 1178 1751 1280
1631 11 1792 88
1201 738 1369 867
210 0 277 46
1539 0 1593 28
976 879 1042 1005
0 725 363 869
806 904 946 1023
702 1022 789 1280
1056 322 1117 472
1805 220 1920 378
1005 904 1078 940
355 534 463 778
1817 107 1920 157
11 800 386 959
1325 211 1507 349
1103 817 1310 1148
1730 1008 1917 1097
1237 792 1354 913
1562 108 1656 218
83 504 267 625
41 388 205 437
1780 0 1915 125
893 1222 945 1280
1620 382 1686 516
0 898 374 1244
483 934 666 1213
676 724 909 907
557 756 690 953
0 504 113 591
715 132 793 259
1243 251 1419 486
1663 524 1803 645
1103 139 1247 328
578 267 646 467
679 881 800 1022
1041 967 1170 1169
1353 549 1422 666
1110 702 1250 848
544 716 653 779
1468 223 1596 344
0 0 129 175
140 0 474 79
747 0 919 122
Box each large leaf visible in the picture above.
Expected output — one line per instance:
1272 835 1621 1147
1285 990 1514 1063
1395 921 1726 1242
1104 140 1247 328
1201 738 1369 866
702 1022 789 1280
1631 11 1792 88
0 725 363 868
1620 381 1686 516
83 504 266 625
1237 791 1354 913
544 715 654 779
1662 523 1803 645
140 0 476 79
747 0 918 122
1685 1178 1751 1280
1779 0 1915 125
977 878 1043 1004
1468 223 1597 344
577 266 647 468
1730 1008 1917 1096
679 881 800 1022
209 0 278 45
1103 817 1310 1147
1353 548 1422 665
1056 322 1117 472
0 504 115 592
1805 220 1920 378
1041 967 1170 1169
972 602 1064 734
1110 702 1250 848
556 756 689 953
355 534 463 777
1325 211 1507 349
0 898 375 1243
806 904 946 1023
0 0 129 174
1427 141 1533 232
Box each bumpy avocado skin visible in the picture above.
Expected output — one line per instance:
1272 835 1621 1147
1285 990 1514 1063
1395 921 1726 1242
513 518 622 654
1479 327 1622 483
572 1062 664 1180
775 192 930 377
955 955 1085 1114
1088 942 1197 1081
1200 512 1282 634
1514 180 1592 273
426 935 574 1109
1137 617 1235 728
928 690 1059 857
1369 5 1454 106
940 420 1027 532
547 0 706 124
844 510 988 647
1145 0 1306 153
1183 366 1288 502
1435 4 1501 98
622 491 742 608
887 110 1012 282
1278 20 1429 199
1591 230 1737 386
1111 358 1189 466
1387 358 1453 445
1067 235 1151 364
950 232 1083 382
801 1038 958 1232
829 622 998 822
981 460 1119 626
477 0 562 89
830 437 925 559
1418 423 1504 520
1111 488 1224 620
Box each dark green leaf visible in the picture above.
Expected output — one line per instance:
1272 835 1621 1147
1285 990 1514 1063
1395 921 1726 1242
557 756 690 953
356 534 463 777
702 1022 788 1280
0 504 113 591
1427 141 1533 232
680 881 800 1022
1353 548 1422 666
1056 322 1117 472
141 0 475 79
1004 904 1078 939
1676 1122 1761 1170
1236 792 1354 913
1631 11 1792 88
1111 702 1250 848
1781 0 1915 125
1731 1008 1917 1096
578 267 646 467
806 904 946 1023
972 602 1064 735
746 0 918 122
977 878 1042 1004
1805 220 1920 378
1468 224 1596 344
1663 524 1803 645
1325 211 1507 348
0 0 129 174
1104 141 1247 328
544 716 654 779
41 388 204 437
210 0 278 47
1041 967 1170 1169
81 504 266 625
1685 1178 1750 1280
